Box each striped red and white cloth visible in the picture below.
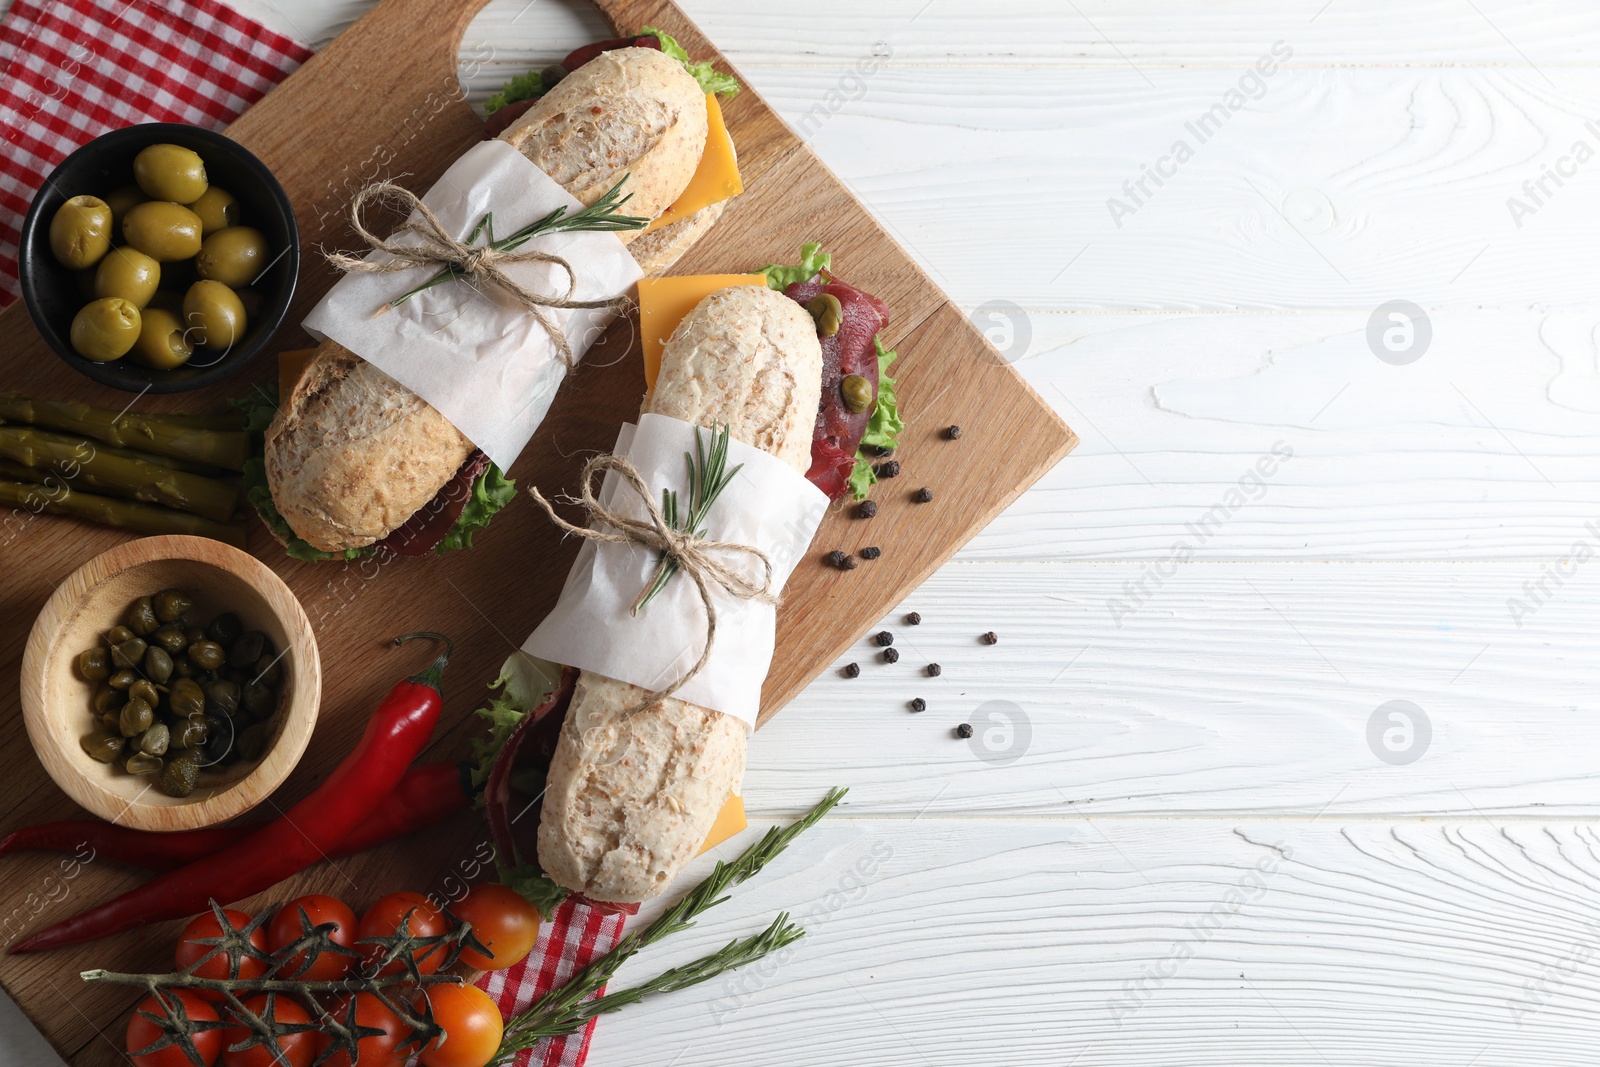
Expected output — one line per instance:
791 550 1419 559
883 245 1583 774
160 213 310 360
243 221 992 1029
0 0 311 306
0 1 629 1062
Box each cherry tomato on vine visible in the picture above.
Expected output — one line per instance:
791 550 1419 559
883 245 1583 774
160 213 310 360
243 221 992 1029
267 894 359 981
418 984 503 1067
174 908 269 998
357 891 449 976
450 884 541 971
221 994 314 1067
313 993 404 1067
127 990 223 1067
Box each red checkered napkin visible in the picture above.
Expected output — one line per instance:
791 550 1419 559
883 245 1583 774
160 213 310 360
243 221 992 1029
0 0 312 306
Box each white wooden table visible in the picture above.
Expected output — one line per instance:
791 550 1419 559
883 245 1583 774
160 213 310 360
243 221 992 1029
6 1 1600 1064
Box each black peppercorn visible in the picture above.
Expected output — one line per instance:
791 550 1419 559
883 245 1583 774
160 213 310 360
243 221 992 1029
883 647 899 664
876 459 901 479
956 723 974 738
843 662 861 678
982 631 998 645
860 546 882 560
875 630 894 647
826 550 847 568
910 697 926 713
913 487 933 503
856 500 878 519
945 425 962 440
905 612 922 625
840 555 858 570
926 663 941 677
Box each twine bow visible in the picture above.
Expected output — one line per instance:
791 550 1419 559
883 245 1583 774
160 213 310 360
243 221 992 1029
326 182 632 367
530 451 778 718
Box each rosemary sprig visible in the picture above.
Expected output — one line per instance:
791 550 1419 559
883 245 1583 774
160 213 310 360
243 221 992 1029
492 787 846 1061
632 423 745 613
384 176 650 311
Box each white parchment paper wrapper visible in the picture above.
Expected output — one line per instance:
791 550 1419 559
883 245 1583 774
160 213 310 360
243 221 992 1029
523 413 828 728
302 140 644 471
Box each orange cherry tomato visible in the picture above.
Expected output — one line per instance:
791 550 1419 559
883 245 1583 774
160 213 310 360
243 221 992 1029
221 994 314 1067
267 894 359 981
418 984 503 1067
357 892 449 977
313 993 404 1067
174 908 268 999
127 990 223 1067
450 884 541 971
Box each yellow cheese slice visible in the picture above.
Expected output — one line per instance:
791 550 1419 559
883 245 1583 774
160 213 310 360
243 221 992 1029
277 348 317 400
697 793 747 855
645 93 743 233
636 274 766 391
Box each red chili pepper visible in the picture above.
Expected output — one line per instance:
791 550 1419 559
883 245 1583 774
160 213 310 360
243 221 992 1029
0 762 471 873
10 633 453 954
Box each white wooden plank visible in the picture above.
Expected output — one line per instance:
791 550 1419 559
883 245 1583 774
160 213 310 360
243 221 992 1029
593 818 1600 1067
749 562 1600 818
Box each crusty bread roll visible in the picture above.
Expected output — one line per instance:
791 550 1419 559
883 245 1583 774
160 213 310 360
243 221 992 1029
266 48 715 554
536 285 822 902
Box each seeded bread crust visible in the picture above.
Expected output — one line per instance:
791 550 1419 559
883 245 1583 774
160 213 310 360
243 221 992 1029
536 285 822 903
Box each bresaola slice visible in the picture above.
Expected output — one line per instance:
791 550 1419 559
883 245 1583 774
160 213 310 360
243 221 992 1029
784 275 890 499
482 36 664 139
372 451 491 557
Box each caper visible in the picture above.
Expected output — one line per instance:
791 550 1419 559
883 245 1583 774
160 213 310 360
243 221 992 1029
171 717 208 750
81 731 125 764
204 678 240 716
111 636 148 669
806 293 843 337
251 653 282 687
137 722 171 757
143 646 174 685
206 612 242 646
150 588 192 623
152 624 188 655
168 677 205 718
76 647 110 681
105 625 135 646
185 626 207 647
124 752 163 776
841 374 875 414
107 668 139 691
158 751 201 797
188 639 225 671
92 685 124 715
124 596 160 636
172 657 196 680
224 668 248 687
118 697 154 737
200 714 233 765
241 681 275 718
227 631 265 669
235 723 268 763
127 678 163 708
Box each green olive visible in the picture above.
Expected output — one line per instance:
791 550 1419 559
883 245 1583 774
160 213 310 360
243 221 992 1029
77 647 110 682
93 247 160 308
204 678 240 716
236 723 268 763
159 751 201 797
228 631 266 669
152 623 189 655
125 596 160 636
805 293 843 337
841 374 875 414
138 722 171 757
124 751 163 776
92 685 124 715
143 646 174 686
70 298 141 361
171 717 208 750
169 677 206 718
118 697 154 738
133 143 208 205
49 195 113 269
80 731 125 764
122 201 203 262
205 612 242 646
105 625 135 646
187 639 226 671
130 305 194 370
196 227 269 288
152 589 192 623
111 636 148 669
187 186 239 236
127 678 163 708
182 281 247 349
251 653 282 687
107 668 139 691
103 186 148 231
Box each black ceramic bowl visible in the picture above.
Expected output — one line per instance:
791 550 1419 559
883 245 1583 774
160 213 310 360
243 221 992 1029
18 122 298 394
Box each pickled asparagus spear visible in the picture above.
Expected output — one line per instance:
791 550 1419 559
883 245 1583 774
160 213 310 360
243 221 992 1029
0 425 239 522
0 481 247 548
0 394 247 471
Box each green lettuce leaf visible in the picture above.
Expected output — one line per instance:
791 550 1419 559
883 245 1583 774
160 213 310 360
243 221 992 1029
847 337 903 500
640 26 740 97
759 241 832 292
435 462 515 555
485 69 547 117
498 860 571 918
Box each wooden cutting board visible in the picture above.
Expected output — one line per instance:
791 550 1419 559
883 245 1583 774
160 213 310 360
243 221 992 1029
0 1 1075 1062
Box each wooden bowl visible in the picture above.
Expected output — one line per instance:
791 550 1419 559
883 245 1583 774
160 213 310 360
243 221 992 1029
20 535 320 831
